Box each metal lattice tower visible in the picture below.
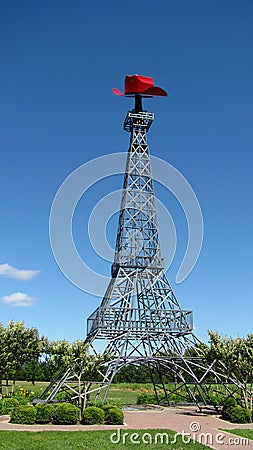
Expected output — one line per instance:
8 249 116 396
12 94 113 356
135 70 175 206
40 85 241 411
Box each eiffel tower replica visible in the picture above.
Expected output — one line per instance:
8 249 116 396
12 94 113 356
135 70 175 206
39 75 241 411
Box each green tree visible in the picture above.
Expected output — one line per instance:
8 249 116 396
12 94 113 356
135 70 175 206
4 321 41 393
62 340 109 412
207 331 253 410
0 323 8 398
40 337 69 382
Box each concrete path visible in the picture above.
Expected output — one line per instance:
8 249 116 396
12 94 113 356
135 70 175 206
0 406 253 449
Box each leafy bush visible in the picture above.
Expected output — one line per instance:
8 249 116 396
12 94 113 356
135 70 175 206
55 391 71 401
53 402 79 424
136 392 157 404
11 405 36 424
225 405 252 424
104 406 124 425
168 392 189 403
222 397 238 420
82 406 104 425
12 387 36 403
1 397 19 415
35 403 54 424
137 391 179 405
102 403 119 412
208 392 226 406
223 397 237 409
87 399 122 409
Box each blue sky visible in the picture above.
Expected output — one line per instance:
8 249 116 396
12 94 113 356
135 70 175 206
0 0 252 343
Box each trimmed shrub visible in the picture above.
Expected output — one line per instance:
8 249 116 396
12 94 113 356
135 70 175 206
222 397 238 420
102 404 119 412
223 397 237 409
104 406 124 425
82 406 104 425
1 397 19 415
225 405 252 424
53 402 79 425
35 403 54 424
11 405 36 424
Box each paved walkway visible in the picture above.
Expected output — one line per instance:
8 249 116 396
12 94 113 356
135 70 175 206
1 406 253 449
124 406 253 449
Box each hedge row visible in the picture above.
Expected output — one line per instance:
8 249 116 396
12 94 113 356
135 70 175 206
0 399 124 425
82 405 124 425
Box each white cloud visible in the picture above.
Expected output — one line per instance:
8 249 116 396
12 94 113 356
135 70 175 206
1 292 36 307
0 263 40 281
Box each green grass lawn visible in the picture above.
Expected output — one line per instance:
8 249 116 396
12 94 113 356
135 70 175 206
91 386 140 405
7 381 154 405
0 430 211 449
220 428 253 441
4 381 235 407
4 381 156 392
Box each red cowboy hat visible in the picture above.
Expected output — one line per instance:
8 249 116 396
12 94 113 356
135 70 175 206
112 74 167 97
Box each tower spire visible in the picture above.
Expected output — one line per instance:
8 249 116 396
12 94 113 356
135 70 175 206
134 94 143 112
